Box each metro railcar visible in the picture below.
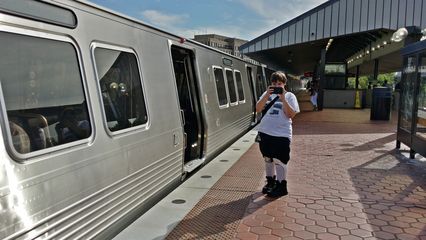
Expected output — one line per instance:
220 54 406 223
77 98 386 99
0 0 270 239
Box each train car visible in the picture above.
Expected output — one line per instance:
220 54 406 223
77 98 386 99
0 0 268 239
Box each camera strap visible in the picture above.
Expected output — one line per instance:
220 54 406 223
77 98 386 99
260 96 279 120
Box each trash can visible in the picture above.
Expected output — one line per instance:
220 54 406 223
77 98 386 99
370 87 392 120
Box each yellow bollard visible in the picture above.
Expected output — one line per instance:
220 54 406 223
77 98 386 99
354 90 361 109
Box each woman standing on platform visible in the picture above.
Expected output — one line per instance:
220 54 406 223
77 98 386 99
309 80 318 111
256 71 300 197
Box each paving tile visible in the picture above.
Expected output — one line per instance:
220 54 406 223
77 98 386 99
267 213 290 222
381 225 404 234
262 221 283 229
340 235 363 240
396 233 422 240
271 228 293 237
316 219 338 228
284 223 305 232
326 215 346 223
294 218 315 226
316 232 339 240
347 216 368 224
258 235 281 240
327 227 350 236
337 222 358 230
254 214 274 222
403 227 423 235
234 232 259 240
250 226 271 235
305 225 327 234
373 231 396 239
350 228 373 238
293 230 316 239
398 216 418 223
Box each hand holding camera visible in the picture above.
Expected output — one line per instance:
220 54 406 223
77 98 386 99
268 86 284 95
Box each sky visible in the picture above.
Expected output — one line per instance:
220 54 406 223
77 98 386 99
89 0 327 41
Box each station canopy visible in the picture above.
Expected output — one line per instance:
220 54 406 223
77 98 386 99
239 0 426 76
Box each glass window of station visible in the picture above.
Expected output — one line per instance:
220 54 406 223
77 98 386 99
401 56 417 131
417 55 426 139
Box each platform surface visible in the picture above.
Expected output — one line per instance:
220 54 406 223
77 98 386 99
115 109 426 240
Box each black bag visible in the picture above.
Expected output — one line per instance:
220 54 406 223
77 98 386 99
255 96 279 142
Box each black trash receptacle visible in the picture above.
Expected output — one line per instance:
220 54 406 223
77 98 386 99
370 87 392 120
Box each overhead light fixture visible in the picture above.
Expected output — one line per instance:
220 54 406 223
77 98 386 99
391 28 408 42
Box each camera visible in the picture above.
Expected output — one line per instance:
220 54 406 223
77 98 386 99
271 87 283 94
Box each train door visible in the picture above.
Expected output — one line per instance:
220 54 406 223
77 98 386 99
256 65 267 98
171 46 204 166
246 66 256 123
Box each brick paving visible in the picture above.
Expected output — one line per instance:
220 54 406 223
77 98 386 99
166 109 426 240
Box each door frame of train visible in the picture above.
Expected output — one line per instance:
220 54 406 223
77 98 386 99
245 65 256 124
169 43 206 173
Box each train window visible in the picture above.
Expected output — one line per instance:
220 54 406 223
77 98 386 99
93 47 147 132
0 31 91 155
256 74 265 99
213 67 228 106
225 69 238 104
0 0 77 28
234 71 245 102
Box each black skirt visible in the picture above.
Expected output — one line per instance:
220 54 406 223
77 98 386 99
258 132 291 164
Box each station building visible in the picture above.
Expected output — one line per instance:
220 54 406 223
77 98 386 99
240 0 426 108
240 0 426 158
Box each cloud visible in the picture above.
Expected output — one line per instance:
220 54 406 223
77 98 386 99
138 1 327 41
238 0 327 24
141 10 189 28
139 9 248 40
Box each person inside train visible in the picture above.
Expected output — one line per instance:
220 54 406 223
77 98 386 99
255 71 300 198
56 107 90 143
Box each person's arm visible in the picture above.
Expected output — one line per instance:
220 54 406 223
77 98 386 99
280 92 297 119
256 88 273 113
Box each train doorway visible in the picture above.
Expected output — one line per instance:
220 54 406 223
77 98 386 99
171 46 204 167
246 66 256 123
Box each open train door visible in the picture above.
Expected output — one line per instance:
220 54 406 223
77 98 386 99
171 46 205 172
246 66 257 124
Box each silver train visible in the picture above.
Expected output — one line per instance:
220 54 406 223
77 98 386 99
0 1 295 239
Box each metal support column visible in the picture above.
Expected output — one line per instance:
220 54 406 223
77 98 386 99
373 59 379 81
317 49 326 111
355 65 360 89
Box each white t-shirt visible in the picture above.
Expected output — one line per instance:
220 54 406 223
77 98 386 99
256 91 300 140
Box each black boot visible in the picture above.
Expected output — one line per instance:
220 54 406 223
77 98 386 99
267 180 288 198
262 176 276 194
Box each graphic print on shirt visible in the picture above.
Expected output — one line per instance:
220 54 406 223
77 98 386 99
266 96 283 115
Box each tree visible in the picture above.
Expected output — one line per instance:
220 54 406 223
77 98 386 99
347 73 396 89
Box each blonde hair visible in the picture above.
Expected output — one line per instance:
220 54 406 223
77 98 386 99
270 71 287 84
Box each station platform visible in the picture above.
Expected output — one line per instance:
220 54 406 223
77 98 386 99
114 109 426 240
